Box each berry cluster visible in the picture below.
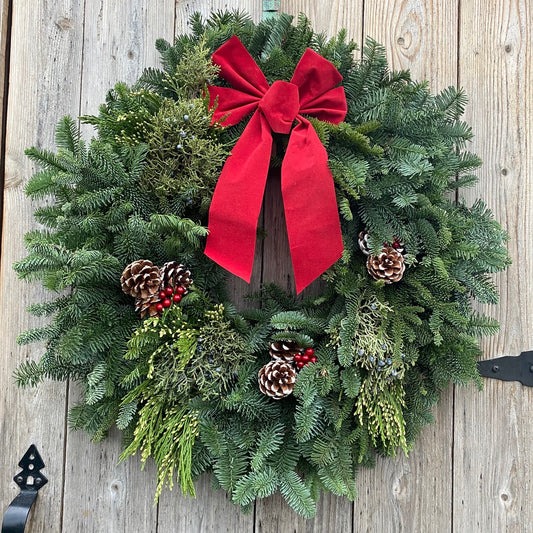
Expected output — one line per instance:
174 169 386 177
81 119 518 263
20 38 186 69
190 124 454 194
294 348 317 369
384 236 402 250
155 285 187 313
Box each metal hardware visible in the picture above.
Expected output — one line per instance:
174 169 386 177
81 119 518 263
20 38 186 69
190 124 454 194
2 445 47 533
478 350 533 387
262 0 280 18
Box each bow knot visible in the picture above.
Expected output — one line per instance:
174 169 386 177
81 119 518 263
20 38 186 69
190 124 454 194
258 80 299 133
205 36 346 293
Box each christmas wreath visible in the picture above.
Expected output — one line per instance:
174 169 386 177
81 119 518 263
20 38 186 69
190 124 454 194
15 12 510 517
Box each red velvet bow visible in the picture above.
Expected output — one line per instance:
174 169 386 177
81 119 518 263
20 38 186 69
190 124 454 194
205 36 346 293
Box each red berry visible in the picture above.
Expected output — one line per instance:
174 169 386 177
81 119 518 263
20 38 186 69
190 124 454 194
165 287 174 296
305 348 314 356
296 361 305 369
302 354 310 363
162 298 172 308
175 286 186 295
392 241 400 248
159 291 166 300
294 354 302 362
172 293 182 303
155 303 164 312
310 356 318 363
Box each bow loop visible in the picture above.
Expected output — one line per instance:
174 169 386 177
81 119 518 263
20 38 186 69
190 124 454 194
205 37 346 293
211 36 269 97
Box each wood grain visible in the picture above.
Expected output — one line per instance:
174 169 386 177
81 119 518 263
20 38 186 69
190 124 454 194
174 0 262 30
455 1 533 531
251 2 362 531
1 2 532 532
156 3 257 531
255 490 353 533
158 474 254 533
0 2 85 531
353 2 458 532
0 0 9 195
59 2 173 531
354 391 454 533
281 0 363 42
363 0 459 89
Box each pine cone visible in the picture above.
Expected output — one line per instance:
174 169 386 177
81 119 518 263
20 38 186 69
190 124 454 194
358 231 371 256
121 260 161 299
258 360 297 400
160 261 193 290
366 247 405 284
269 341 302 364
135 293 161 319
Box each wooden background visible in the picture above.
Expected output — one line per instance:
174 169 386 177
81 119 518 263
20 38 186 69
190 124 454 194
0 1 531 531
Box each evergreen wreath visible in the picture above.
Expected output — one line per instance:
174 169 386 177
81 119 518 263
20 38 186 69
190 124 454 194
14 12 510 517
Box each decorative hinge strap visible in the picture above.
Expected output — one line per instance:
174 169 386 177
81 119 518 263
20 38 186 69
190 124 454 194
2 445 48 533
478 350 533 387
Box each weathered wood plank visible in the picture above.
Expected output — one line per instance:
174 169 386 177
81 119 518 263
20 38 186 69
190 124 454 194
252 1 363 530
353 2 458 532
454 1 533 531
59 2 174 532
363 0 459 88
353 392 454 532
158 474 255 533
0 0 9 185
155 3 258 531
0 2 85 531
255 490 353 533
281 0 363 42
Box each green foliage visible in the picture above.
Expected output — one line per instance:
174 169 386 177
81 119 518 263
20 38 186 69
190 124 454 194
140 97 227 208
124 303 254 401
120 400 199 499
14 10 510 518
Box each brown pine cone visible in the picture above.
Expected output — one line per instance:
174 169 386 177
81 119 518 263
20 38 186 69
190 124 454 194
258 360 297 400
269 341 302 364
135 293 161 319
358 231 371 256
160 261 193 290
121 260 161 299
366 247 405 284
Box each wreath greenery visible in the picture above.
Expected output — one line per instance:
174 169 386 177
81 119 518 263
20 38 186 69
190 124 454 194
15 12 510 517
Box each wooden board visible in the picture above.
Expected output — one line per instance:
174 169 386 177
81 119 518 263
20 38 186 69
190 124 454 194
454 1 533 531
281 0 363 42
59 2 174 531
0 1 532 532
155 3 258 532
353 3 458 531
0 2 85 531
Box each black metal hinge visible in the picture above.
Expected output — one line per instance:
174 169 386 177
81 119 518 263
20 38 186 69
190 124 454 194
2 445 47 533
478 350 533 387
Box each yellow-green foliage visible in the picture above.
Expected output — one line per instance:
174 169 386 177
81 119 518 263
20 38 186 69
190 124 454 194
161 39 220 99
121 399 199 500
355 377 408 455
141 98 227 205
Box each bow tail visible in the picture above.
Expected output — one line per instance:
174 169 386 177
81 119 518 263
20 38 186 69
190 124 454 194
205 112 273 281
282 119 343 293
